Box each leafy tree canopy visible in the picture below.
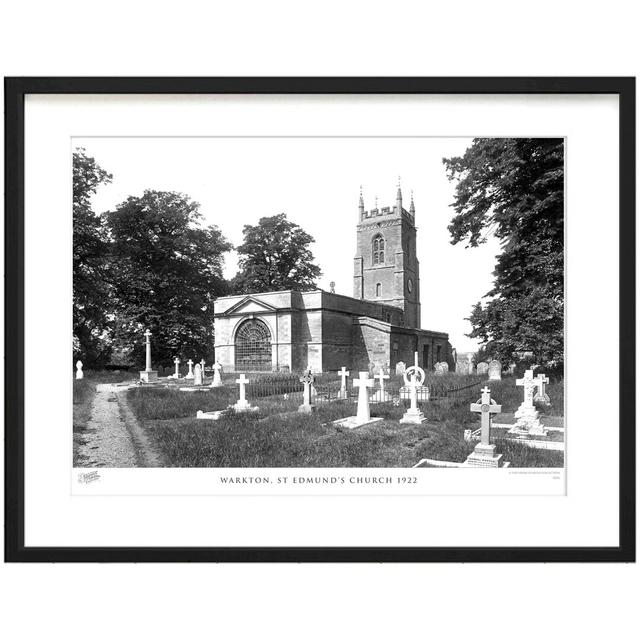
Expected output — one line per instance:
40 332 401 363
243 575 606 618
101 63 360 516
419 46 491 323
444 138 564 368
105 190 232 365
233 213 322 294
73 148 113 365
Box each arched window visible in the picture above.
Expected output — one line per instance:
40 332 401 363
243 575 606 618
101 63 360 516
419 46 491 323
372 234 385 265
234 318 272 371
376 283 382 297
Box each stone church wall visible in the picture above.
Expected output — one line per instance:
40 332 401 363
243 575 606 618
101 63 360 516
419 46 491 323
351 320 392 372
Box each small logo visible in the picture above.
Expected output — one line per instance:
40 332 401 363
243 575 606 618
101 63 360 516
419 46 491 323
78 470 101 484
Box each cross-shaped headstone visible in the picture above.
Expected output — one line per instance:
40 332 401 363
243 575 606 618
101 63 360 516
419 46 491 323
186 359 194 378
516 369 541 407
143 329 153 371
404 363 425 413
236 374 248 404
534 373 550 404
299 370 315 407
470 386 502 446
353 371 374 422
375 368 390 394
173 357 180 378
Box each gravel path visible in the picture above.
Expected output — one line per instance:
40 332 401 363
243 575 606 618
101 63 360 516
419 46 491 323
78 383 162 467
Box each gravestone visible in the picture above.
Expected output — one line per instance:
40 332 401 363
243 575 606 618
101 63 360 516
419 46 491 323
200 359 206 379
400 361 427 424
75 360 84 379
173 357 181 379
395 361 406 376
232 374 258 413
456 360 468 375
139 329 159 383
510 369 547 436
298 370 316 413
332 372 383 429
338 366 350 399
185 359 194 379
464 386 504 467
400 353 430 401
435 361 449 375
488 360 502 381
371 368 391 403
211 360 223 387
193 363 203 386
533 373 551 407
476 361 489 375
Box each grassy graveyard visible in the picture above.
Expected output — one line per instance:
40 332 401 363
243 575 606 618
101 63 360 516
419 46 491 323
126 375 564 468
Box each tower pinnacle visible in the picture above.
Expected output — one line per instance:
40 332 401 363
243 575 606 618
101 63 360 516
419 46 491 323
409 189 415 215
396 176 403 213
359 185 364 217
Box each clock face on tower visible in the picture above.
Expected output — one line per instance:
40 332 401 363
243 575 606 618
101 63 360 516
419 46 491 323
407 278 413 293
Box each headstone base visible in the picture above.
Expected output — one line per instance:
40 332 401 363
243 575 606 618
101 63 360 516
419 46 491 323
511 404 548 436
179 387 211 393
233 401 259 414
298 404 316 413
509 423 549 437
210 380 222 388
197 409 225 421
534 393 551 408
139 370 158 383
464 443 504 467
332 416 383 430
400 409 427 425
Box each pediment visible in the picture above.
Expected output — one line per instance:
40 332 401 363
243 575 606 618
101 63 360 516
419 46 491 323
223 296 279 315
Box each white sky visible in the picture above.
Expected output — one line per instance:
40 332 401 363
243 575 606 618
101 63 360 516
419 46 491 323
76 137 501 353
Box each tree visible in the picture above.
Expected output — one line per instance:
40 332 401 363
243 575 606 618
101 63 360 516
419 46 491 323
105 190 232 366
233 213 322 293
443 138 564 368
73 148 113 365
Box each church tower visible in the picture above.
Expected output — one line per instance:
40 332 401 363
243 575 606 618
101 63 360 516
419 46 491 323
353 181 421 328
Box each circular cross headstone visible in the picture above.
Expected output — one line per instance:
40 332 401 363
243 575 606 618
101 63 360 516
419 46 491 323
300 371 315 385
403 365 425 387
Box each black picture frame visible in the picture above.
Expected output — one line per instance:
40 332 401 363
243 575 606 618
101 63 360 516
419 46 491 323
4 77 636 563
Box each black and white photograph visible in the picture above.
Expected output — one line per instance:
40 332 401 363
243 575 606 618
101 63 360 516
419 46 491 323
1 3 638 638
6 76 632 563
72 135 565 471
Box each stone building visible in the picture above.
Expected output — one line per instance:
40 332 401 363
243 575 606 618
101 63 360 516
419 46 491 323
213 184 454 373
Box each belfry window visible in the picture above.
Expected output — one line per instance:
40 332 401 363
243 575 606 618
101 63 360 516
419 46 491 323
376 283 382 297
372 235 385 265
